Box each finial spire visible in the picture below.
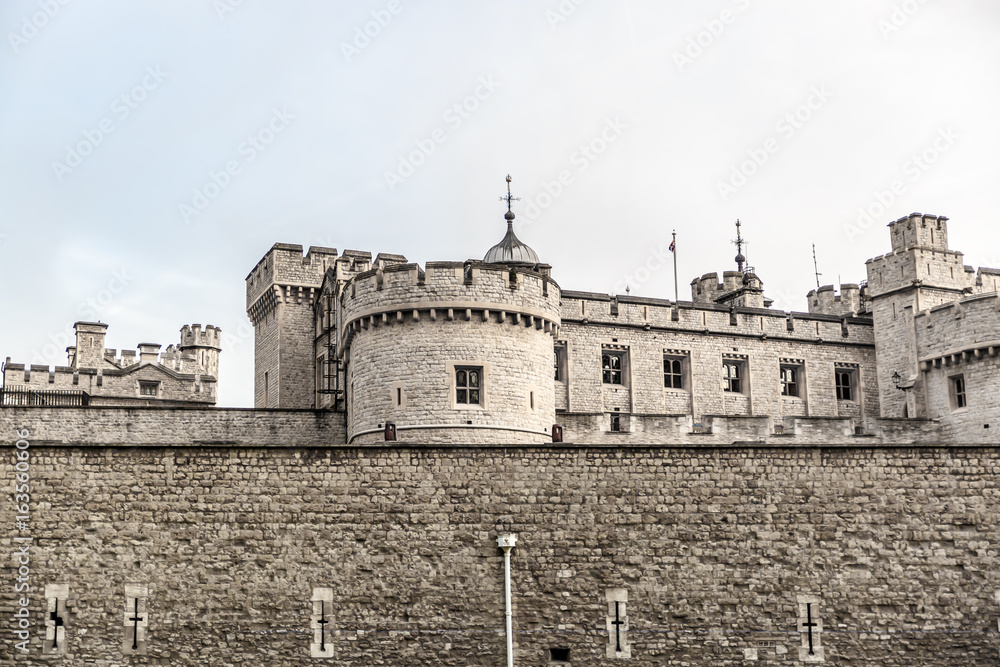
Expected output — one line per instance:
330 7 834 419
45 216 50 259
499 174 521 224
732 219 747 272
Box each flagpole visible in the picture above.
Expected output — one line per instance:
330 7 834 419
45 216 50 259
671 230 678 305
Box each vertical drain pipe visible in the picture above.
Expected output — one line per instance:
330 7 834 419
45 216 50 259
497 534 518 667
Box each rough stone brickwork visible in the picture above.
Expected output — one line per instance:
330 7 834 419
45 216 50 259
558 292 879 435
915 294 1000 441
867 213 1000 426
807 284 861 317
340 261 561 443
245 243 339 409
3 410 1000 665
2 322 219 406
234 211 1000 445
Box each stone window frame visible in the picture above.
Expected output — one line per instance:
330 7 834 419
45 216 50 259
780 358 805 398
663 348 690 391
949 373 967 411
602 344 629 386
316 354 325 395
722 353 748 395
138 381 160 397
834 364 857 402
391 380 407 411
446 360 491 410
605 588 631 659
554 341 568 383
607 411 631 434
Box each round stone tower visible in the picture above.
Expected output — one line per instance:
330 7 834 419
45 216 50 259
340 183 560 444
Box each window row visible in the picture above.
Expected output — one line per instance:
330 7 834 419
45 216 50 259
556 344 861 400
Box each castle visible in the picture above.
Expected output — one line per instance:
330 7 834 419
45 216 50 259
4 193 1000 665
238 207 1000 445
3 322 220 406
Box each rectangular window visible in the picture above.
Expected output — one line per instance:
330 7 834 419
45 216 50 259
139 381 159 397
455 367 482 405
950 374 967 410
723 361 742 393
610 414 621 432
602 349 626 385
554 342 567 382
835 369 854 401
664 356 684 389
780 365 799 397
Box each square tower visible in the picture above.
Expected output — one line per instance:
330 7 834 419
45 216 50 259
866 213 973 418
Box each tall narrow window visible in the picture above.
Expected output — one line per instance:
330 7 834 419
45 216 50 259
263 371 269 406
554 342 568 382
780 366 799 397
610 414 621 432
723 361 742 393
664 357 684 389
950 374 967 410
602 351 626 385
835 369 854 401
456 367 482 405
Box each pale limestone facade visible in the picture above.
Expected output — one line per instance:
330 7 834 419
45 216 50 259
243 210 1000 444
2 321 219 406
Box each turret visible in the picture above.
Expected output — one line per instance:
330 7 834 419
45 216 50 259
807 284 861 316
72 322 108 369
887 212 949 252
179 324 222 376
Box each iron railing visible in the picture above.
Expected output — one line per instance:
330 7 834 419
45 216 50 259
0 385 90 406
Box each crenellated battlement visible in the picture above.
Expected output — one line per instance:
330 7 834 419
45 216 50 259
558 290 874 344
915 292 1000 365
180 324 222 350
887 212 949 252
245 243 340 310
340 261 561 349
807 284 861 316
3 321 220 405
691 271 744 304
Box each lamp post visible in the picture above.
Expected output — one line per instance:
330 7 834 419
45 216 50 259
497 534 517 667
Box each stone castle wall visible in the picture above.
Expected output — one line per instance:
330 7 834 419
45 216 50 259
558 292 880 430
2 363 214 404
2 411 999 666
916 294 1000 440
340 262 561 443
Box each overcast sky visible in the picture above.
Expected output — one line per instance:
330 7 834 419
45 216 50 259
1 0 998 407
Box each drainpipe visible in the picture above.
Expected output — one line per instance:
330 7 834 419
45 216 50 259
497 533 517 667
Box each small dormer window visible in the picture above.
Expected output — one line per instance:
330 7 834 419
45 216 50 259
139 382 160 397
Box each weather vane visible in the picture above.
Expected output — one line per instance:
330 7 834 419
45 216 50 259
499 174 520 214
732 219 748 272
